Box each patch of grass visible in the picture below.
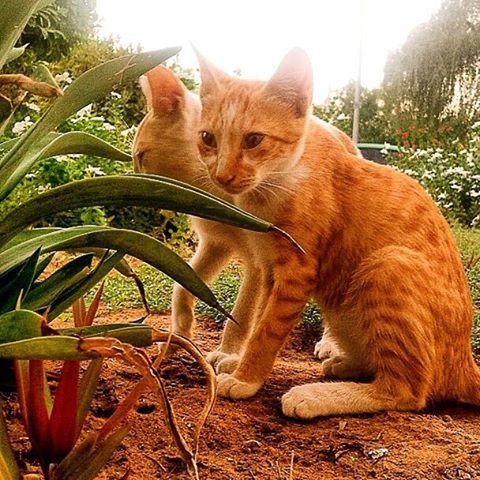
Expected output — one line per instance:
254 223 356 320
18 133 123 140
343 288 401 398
102 226 480 349
453 225 480 351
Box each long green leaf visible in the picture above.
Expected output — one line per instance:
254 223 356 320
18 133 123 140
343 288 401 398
0 226 107 274
0 310 45 344
0 47 180 184
76 359 102 434
0 176 274 247
0 132 60 171
47 252 123 321
4 45 27 65
0 405 19 480
0 132 131 200
55 425 130 480
1 227 61 252
24 254 94 311
0 337 97 360
0 0 42 70
58 324 153 347
32 252 55 282
0 248 41 314
0 226 227 316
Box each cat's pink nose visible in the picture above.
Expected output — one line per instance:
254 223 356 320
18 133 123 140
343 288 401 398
216 172 236 186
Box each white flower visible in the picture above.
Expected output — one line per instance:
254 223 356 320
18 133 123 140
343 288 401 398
336 113 349 121
471 191 480 198
450 181 462 191
111 92 121 98
446 166 468 177
55 72 72 85
76 104 92 118
402 168 416 177
85 165 105 176
103 122 116 131
120 126 136 137
56 155 73 163
37 183 51 193
25 102 40 112
12 116 33 135
376 99 385 108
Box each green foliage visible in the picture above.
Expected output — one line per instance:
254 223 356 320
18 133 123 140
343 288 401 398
453 225 480 351
389 122 480 226
313 82 391 143
0 3 290 477
383 0 480 135
0 0 281 360
10 0 97 68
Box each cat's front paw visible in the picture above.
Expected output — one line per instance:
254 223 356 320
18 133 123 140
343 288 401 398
216 373 261 400
282 384 327 419
206 351 240 374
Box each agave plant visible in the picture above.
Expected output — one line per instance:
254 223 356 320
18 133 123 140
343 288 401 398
7 287 217 480
0 1 297 478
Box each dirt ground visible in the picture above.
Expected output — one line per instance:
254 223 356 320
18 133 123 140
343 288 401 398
4 310 480 480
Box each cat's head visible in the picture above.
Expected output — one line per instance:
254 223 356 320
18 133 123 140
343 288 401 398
195 48 313 195
133 65 200 180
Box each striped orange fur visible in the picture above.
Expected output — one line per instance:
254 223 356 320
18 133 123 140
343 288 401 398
134 51 478 419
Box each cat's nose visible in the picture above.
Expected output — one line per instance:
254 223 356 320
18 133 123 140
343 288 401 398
215 172 236 186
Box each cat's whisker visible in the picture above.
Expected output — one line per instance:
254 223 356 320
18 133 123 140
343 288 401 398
259 180 295 196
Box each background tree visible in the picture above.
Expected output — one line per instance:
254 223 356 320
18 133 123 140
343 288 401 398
383 0 480 136
313 82 391 143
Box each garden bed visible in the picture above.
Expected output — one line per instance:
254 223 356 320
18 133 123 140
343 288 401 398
4 310 480 479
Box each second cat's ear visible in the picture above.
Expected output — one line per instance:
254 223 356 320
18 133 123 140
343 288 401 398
140 65 185 115
264 47 313 117
193 46 229 98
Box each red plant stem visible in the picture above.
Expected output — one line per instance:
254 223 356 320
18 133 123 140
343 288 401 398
28 360 50 464
48 360 80 463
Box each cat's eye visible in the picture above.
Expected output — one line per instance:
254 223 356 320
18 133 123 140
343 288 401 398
243 132 265 149
201 131 217 148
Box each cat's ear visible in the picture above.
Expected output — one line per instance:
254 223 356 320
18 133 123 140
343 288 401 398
193 47 229 98
264 47 313 117
140 65 185 114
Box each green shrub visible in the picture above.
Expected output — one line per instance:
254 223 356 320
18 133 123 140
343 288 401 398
388 122 480 226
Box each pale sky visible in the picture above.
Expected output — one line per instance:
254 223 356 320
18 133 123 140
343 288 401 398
97 0 443 103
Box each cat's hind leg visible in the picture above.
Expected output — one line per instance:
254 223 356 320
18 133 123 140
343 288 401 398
283 246 436 418
313 324 343 361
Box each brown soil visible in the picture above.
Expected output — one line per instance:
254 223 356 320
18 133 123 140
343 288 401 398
4 310 480 480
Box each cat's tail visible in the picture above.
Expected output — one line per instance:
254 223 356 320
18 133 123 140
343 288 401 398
456 359 480 406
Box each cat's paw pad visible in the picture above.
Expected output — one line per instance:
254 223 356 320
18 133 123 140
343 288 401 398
321 355 366 380
313 337 341 361
216 373 261 400
282 384 326 419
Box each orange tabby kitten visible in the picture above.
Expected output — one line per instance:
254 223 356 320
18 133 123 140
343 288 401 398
192 48 478 418
135 51 477 418
133 65 358 371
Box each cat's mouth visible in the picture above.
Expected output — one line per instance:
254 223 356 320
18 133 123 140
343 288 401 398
215 182 251 195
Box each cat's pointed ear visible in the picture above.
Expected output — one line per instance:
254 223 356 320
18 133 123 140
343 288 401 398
193 46 229 98
264 47 313 117
140 65 185 114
